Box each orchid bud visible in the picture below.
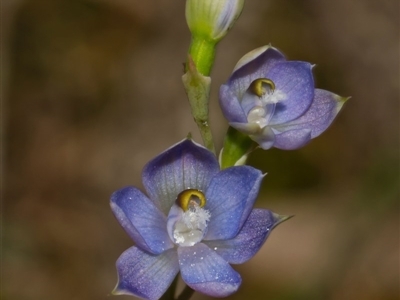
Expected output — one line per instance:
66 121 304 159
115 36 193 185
186 0 244 42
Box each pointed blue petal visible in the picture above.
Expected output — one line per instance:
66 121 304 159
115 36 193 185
219 84 247 123
110 187 173 255
204 166 264 240
204 209 281 264
267 61 314 125
114 247 179 300
142 139 220 215
178 243 241 297
272 128 311 150
273 89 347 138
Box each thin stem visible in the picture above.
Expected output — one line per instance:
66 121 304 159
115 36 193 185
182 57 216 154
195 118 215 154
187 36 216 76
186 36 217 153
176 284 195 300
220 126 255 168
160 275 179 300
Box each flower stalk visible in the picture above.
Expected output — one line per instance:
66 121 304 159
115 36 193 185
176 285 195 300
159 275 179 300
182 57 215 154
184 0 244 152
187 36 216 77
220 126 255 169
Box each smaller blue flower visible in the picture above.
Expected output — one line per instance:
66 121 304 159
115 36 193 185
111 139 284 300
219 45 347 150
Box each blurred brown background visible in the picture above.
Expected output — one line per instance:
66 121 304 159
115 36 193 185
3 0 399 299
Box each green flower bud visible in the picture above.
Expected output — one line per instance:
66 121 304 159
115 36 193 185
186 0 244 42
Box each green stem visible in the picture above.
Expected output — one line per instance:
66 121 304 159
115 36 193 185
176 284 195 300
188 36 217 76
220 126 255 169
184 36 217 153
160 276 195 300
195 118 215 154
182 55 216 154
160 275 179 300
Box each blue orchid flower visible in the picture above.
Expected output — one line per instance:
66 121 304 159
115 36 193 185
219 45 348 150
111 139 285 300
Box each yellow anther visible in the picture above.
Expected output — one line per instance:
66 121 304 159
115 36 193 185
176 189 206 211
249 78 275 97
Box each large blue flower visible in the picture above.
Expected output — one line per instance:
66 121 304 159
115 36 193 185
111 139 284 300
219 45 347 150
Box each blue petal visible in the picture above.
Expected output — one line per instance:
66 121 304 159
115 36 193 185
273 89 347 138
204 209 281 264
272 128 311 150
250 126 276 150
142 139 220 215
178 243 241 297
114 247 179 300
110 187 174 254
267 61 314 125
219 84 247 123
228 46 286 99
204 166 264 240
